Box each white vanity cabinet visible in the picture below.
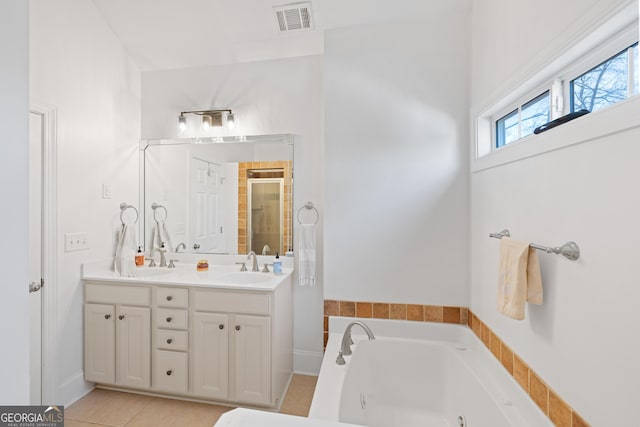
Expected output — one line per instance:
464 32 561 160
84 284 151 389
83 273 292 408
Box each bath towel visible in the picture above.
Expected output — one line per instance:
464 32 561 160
497 237 543 320
298 224 316 286
151 221 173 253
113 224 137 277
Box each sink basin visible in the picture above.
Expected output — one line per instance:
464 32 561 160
133 267 173 278
219 272 273 284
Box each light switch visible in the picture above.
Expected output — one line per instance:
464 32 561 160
102 184 112 199
65 232 89 252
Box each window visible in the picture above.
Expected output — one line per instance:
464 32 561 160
571 42 639 113
496 92 550 148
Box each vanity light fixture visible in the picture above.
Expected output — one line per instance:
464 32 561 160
177 109 235 132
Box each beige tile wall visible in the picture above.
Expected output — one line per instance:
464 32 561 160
323 299 590 427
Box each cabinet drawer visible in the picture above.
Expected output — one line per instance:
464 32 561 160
156 309 188 329
156 329 188 351
193 291 271 315
156 287 188 308
154 350 187 393
85 283 150 306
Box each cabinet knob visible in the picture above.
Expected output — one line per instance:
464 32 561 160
104 314 111 320
219 324 224 330
166 370 172 376
166 296 173 301
235 325 241 331
119 315 125 320
166 317 172 323
166 338 173 344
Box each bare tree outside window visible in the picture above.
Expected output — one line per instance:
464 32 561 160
571 43 638 112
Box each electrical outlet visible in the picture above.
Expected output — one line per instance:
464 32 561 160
65 232 89 252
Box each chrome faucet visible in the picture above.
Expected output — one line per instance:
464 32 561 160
151 245 168 267
175 242 186 253
336 321 375 365
247 251 259 272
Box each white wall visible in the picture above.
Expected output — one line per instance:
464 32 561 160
30 0 141 405
141 56 325 373
0 0 30 404
470 0 639 424
323 3 471 305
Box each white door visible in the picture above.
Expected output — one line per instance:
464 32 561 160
116 306 151 388
84 304 116 384
233 315 271 405
190 158 224 253
192 312 229 399
29 111 43 404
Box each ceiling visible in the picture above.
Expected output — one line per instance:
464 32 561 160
91 0 459 71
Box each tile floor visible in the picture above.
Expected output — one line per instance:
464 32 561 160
65 374 318 427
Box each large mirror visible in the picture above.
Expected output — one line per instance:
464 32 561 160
141 135 293 255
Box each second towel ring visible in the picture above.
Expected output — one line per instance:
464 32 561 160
119 202 139 225
151 202 168 222
297 201 319 225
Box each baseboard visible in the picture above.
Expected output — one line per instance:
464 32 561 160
57 371 93 407
293 349 323 375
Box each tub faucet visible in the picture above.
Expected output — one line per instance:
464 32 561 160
336 321 375 365
175 242 186 253
247 251 259 272
151 245 168 267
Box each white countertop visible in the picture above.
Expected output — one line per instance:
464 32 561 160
82 259 293 291
213 408 360 427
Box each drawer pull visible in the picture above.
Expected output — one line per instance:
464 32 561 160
219 324 224 330
104 314 111 320
166 296 173 301
166 317 172 323
119 315 125 320
166 370 172 376
166 338 173 344
235 325 241 331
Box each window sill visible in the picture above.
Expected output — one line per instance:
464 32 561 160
471 95 640 173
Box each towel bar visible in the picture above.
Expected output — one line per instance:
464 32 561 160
489 229 580 261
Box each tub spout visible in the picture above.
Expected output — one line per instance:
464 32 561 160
336 321 375 365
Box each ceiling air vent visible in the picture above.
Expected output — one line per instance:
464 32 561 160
274 2 313 32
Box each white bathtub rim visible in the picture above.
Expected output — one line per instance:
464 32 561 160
310 317 553 427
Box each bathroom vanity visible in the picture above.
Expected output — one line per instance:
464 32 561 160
82 263 293 408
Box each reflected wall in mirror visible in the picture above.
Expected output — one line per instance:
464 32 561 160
141 135 293 255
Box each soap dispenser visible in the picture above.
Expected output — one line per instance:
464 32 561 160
135 246 144 266
273 252 282 275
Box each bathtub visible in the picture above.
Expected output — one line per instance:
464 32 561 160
309 317 552 427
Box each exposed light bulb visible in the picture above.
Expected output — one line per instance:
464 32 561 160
202 114 212 131
178 115 187 133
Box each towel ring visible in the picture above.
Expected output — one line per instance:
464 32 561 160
297 201 319 225
151 202 168 222
119 202 139 225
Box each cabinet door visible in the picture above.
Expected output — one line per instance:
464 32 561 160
192 312 229 399
233 315 271 405
84 304 115 384
116 306 150 388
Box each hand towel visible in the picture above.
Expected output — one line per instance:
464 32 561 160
497 237 543 320
113 224 137 277
151 221 173 252
298 224 316 286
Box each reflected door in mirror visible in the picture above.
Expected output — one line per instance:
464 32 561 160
190 157 224 253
